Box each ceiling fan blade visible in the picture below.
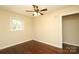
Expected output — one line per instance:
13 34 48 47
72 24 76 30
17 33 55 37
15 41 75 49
40 13 44 15
40 8 47 11
32 5 35 8
32 5 36 8
32 5 38 8
26 10 34 12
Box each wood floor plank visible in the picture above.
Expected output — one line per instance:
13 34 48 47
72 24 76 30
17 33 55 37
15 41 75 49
0 40 62 54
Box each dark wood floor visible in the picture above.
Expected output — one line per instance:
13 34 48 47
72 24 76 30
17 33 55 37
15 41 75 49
0 40 62 54
63 43 79 54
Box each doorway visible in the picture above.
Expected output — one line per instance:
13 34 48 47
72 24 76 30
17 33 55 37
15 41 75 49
62 13 79 54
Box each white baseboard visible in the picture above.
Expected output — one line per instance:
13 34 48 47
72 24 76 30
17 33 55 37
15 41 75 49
63 42 79 47
34 39 62 48
0 39 32 50
0 39 62 50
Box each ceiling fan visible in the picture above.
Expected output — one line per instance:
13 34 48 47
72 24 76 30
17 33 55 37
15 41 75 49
25 5 47 16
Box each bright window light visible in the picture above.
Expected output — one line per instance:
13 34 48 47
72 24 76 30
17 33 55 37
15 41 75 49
10 19 24 31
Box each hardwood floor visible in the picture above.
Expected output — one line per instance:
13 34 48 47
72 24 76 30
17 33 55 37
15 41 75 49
0 40 62 54
63 43 79 54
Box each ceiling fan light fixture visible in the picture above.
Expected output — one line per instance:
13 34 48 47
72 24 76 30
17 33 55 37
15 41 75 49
26 5 47 16
33 12 41 16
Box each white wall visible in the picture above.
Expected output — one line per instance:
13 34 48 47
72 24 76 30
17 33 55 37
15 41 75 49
62 14 79 46
0 9 32 49
0 6 79 49
33 6 79 48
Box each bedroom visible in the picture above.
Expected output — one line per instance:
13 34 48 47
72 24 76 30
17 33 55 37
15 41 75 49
0 5 79 54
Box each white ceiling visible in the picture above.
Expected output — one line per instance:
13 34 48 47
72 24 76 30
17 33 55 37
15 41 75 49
0 5 71 16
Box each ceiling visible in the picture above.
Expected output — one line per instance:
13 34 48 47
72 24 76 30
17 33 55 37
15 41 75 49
0 5 71 16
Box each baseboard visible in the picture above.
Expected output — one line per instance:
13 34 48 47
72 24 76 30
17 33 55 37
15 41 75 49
34 39 62 48
0 39 62 53
63 42 79 47
0 39 32 50
0 40 62 54
31 40 63 53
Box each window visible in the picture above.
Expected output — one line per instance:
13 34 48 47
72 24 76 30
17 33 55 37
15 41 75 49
10 18 24 31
